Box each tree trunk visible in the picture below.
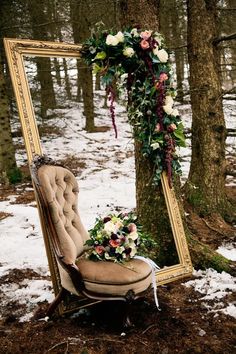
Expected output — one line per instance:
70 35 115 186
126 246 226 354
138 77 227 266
119 0 160 28
185 0 230 217
0 55 20 184
53 58 62 87
118 0 180 265
36 58 57 119
135 142 179 266
62 58 72 101
95 73 101 91
27 0 56 119
70 0 95 131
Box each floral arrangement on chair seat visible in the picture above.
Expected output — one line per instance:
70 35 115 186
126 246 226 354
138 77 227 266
82 26 186 186
85 212 155 262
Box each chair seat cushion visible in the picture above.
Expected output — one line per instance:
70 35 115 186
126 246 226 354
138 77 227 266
76 258 152 296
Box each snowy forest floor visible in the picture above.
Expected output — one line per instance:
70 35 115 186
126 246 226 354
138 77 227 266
0 90 236 353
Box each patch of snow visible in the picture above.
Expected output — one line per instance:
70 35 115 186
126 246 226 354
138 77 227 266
221 303 236 319
0 279 53 322
0 199 48 277
184 268 236 319
216 243 236 261
198 328 206 336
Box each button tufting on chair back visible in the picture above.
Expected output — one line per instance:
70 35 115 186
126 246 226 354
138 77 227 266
37 165 89 265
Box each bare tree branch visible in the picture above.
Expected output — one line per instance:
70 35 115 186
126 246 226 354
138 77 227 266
169 44 188 51
217 7 236 11
213 32 236 45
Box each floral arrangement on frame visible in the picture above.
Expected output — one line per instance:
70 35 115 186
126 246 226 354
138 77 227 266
82 26 186 186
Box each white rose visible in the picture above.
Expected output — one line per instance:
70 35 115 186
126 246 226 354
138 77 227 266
165 95 174 107
153 46 159 56
115 31 124 43
106 34 119 46
120 73 128 80
172 109 179 117
131 28 139 37
128 231 139 241
163 105 174 115
156 49 168 63
104 221 116 234
129 241 137 257
151 142 160 150
123 47 135 57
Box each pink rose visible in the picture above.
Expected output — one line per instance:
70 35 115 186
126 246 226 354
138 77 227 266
167 123 177 132
140 30 152 40
159 73 168 82
155 123 161 132
95 245 105 255
128 223 137 233
109 239 120 248
140 39 150 50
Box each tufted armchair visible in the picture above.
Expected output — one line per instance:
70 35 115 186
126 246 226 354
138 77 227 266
31 156 152 325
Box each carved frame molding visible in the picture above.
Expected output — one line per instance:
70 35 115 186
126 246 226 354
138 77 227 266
4 38 192 314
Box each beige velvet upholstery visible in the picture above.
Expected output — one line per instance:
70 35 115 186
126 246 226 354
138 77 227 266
37 164 152 299
76 259 152 295
38 165 89 265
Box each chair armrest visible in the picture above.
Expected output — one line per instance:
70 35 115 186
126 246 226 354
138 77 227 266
58 258 85 293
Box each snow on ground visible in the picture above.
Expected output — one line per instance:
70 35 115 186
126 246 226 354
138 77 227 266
0 198 48 276
217 243 236 261
0 87 235 321
184 268 236 319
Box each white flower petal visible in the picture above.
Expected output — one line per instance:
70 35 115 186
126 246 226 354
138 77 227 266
156 49 168 63
163 104 174 115
106 34 119 46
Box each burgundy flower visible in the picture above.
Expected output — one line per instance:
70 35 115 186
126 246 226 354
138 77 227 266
103 216 111 223
167 123 177 133
111 233 118 240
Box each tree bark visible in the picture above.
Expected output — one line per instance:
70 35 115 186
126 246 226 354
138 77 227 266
118 0 179 265
27 0 56 119
185 0 231 217
172 1 185 103
0 55 19 184
0 2 20 184
70 0 95 132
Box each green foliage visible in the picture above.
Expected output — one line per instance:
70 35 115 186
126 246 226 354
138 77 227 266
82 26 186 185
192 242 231 274
7 167 22 184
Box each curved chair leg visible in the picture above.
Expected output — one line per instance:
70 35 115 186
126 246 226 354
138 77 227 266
123 290 135 328
46 287 68 318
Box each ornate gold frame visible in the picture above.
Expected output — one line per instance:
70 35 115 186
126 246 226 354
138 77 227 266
4 38 192 314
